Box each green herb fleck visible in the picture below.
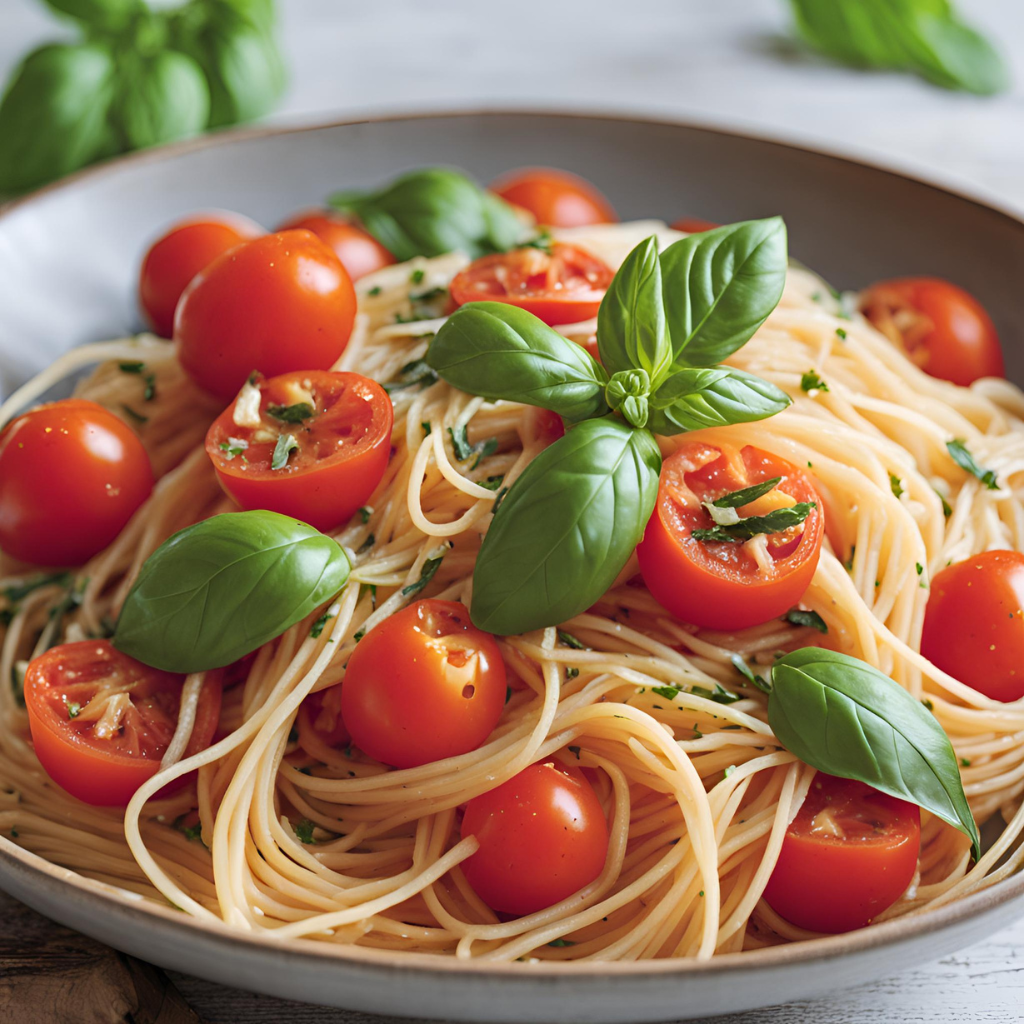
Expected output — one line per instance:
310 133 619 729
310 610 333 639
294 819 316 844
359 506 373 524
357 533 376 555
121 403 148 425
889 473 904 499
785 608 828 634
402 551 445 597
565 667 579 680
800 370 829 393
947 439 998 490
548 939 575 948
835 328 847 341
271 433 299 470
368 285 382 297
410 268 425 285
711 477 781 510
844 546 856 571
422 421 432 436
449 425 498 469
383 359 438 394
693 503 815 543
568 745 582 759
267 402 315 424
558 630 588 650
218 437 249 460
960 757 971 768
916 562 924 576
479 475 505 491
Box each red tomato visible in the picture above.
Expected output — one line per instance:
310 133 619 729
460 762 609 915
276 210 395 281
530 407 566 446
0 399 153 567
297 686 350 749
139 214 261 337
764 773 920 933
671 217 719 233
490 167 617 227
449 244 613 326
921 550 1024 702
860 277 1003 386
24 640 222 807
175 230 357 400
637 440 824 630
206 370 392 532
341 600 506 769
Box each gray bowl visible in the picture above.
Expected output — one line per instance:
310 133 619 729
1 111 1023 1022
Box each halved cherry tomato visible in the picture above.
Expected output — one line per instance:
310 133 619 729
671 217 719 233
530 407 566 446
297 686 349 749
0 399 153 567
490 167 617 227
460 761 609 915
205 369 393 532
922 550 1024 702
637 440 824 630
175 230 357 400
138 214 261 337
449 244 613 326
763 773 920 933
276 210 395 282
859 277 1003 386
341 600 506 769
24 640 222 806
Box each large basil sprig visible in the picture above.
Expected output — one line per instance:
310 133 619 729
114 511 350 673
770 648 980 858
329 168 523 262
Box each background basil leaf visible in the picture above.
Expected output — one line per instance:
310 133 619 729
597 235 672 384
42 0 142 31
646 366 790 435
114 511 350 673
117 50 210 151
329 168 523 261
427 302 610 423
470 418 661 635
910 13 1010 96
770 648 981 858
659 218 788 368
0 43 119 194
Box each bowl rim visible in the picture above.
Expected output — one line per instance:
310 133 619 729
2 106 1023 982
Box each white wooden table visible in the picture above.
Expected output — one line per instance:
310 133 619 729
2 0 1024 1020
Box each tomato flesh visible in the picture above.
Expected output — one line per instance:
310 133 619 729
341 600 506 769
297 686 350 750
637 440 824 630
461 762 609 915
490 167 617 227
922 550 1024 702
860 277 1003 386
276 210 395 281
0 399 153 567
449 243 613 326
24 640 221 806
764 774 920 933
206 369 393 532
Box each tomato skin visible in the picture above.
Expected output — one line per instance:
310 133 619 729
921 550 1024 702
175 230 357 401
341 600 506 769
460 762 609 915
764 774 920 934
298 686 350 749
490 168 617 227
24 640 221 807
139 215 261 337
0 399 154 567
205 370 393 532
860 277 1003 386
450 244 613 326
670 217 719 233
637 440 824 630
276 210 395 281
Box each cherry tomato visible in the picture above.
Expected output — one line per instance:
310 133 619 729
763 773 920 933
637 440 824 630
531 407 566 446
0 399 154 567
449 243 613 326
24 640 222 806
490 167 617 227
341 600 506 769
138 214 261 338
205 369 393 532
921 550 1024 702
460 762 609 915
175 230 357 401
671 217 719 233
276 210 395 282
859 277 1003 386
297 686 349 749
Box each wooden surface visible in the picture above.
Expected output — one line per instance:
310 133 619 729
3 1 1024 1021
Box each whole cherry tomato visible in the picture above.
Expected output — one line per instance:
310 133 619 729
490 167 617 227
276 210 395 281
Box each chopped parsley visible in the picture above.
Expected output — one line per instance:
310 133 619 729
383 359 438 394
844 546 856 570
367 285 382 297
401 550 446 597
120 403 148 424
800 370 829 393
557 630 588 650
66 701 81 719
547 939 575 948
835 327 847 341
710 476 781 510
218 437 249 460
359 506 373 524
935 488 953 517
916 562 924 576
693 503 815 544
922 698 935 711
653 682 741 706
889 473 904 499
946 439 998 490
960 757 971 768
119 361 145 373
271 433 298 470
785 608 828 634
421 421 432 436
565 667 579 680
479 475 505 491
357 533 376 554
358 583 377 606
729 653 771 694
521 230 553 254
267 402 315 424
310 610 333 639
691 723 703 739
448 424 498 469
410 268 425 285
293 819 316 844
119 361 156 401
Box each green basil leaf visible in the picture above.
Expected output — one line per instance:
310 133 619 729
329 168 523 262
427 302 610 423
910 13 1010 95
42 0 142 30
596 236 672 384
946 439 999 490
712 476 782 509
692 502 815 543
0 43 120 194
470 418 661 635
769 648 980 858
646 366 790 436
659 218 788 368
117 51 210 151
113 511 350 673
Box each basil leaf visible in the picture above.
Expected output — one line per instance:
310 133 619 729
267 402 314 423
42 0 142 30
329 168 522 262
117 50 210 151
946 439 998 490
383 359 438 394
0 43 119 194
427 302 610 423
113 511 350 673
769 648 980 858
911 13 1010 96
784 608 828 634
692 502 815 543
659 218 788 368
712 476 782 509
646 366 790 436
597 236 672 385
272 433 298 470
470 418 661 635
